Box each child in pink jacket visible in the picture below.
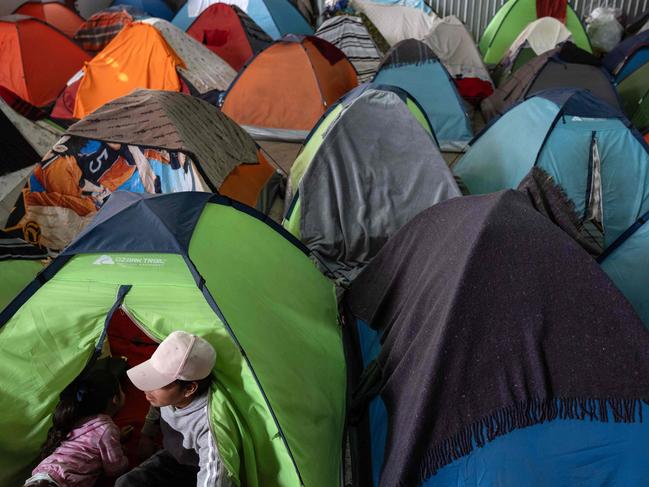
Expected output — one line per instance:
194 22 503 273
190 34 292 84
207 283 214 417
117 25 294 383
24 369 130 487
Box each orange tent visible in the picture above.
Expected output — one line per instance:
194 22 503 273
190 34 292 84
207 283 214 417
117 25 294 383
222 35 358 140
0 15 90 107
13 1 85 38
645 132 649 145
73 23 184 119
219 149 276 208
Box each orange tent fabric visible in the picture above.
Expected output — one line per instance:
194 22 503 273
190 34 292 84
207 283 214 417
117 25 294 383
0 15 90 107
219 149 276 208
13 1 85 38
73 23 184 119
222 35 357 132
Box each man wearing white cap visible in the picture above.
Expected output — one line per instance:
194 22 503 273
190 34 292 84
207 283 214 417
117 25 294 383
115 331 231 487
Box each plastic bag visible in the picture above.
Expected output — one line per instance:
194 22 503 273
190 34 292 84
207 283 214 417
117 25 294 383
586 7 624 53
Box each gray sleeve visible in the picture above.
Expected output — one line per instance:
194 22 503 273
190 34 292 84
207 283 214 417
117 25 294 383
141 406 161 437
196 407 232 487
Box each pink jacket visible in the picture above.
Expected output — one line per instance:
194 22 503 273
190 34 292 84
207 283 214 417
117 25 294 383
32 414 128 487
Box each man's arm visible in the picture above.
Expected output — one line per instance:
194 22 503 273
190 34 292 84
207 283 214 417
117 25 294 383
196 425 232 487
139 406 162 461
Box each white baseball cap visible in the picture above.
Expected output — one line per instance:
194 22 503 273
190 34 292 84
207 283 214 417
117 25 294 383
127 331 216 391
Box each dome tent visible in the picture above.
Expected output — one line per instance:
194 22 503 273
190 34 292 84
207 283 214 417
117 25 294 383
617 57 649 132
351 0 434 46
4 89 279 252
481 42 620 122
283 83 460 283
111 0 174 19
316 15 383 82
603 29 649 83
56 20 236 121
186 3 272 71
72 5 144 52
12 1 84 37
479 0 591 64
0 191 345 487
222 35 357 143
456 89 649 252
0 237 45 312
0 15 90 107
493 16 572 85
172 0 313 40
373 38 473 151
422 15 494 103
343 190 649 487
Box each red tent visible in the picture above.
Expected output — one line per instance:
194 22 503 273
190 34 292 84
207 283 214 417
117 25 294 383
0 15 90 107
186 3 272 71
13 1 84 38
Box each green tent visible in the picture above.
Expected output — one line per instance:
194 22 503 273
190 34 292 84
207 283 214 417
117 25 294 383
0 192 345 487
479 0 591 64
619 63 649 133
0 237 47 311
0 258 43 310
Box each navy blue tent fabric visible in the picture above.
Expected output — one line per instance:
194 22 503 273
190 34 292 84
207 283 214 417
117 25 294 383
345 190 649 486
603 30 649 80
63 191 212 256
537 87 626 120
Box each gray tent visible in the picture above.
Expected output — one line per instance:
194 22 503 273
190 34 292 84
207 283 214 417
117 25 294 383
482 42 620 122
283 84 460 283
316 15 382 82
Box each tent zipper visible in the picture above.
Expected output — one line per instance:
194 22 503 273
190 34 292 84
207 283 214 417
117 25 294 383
119 305 161 344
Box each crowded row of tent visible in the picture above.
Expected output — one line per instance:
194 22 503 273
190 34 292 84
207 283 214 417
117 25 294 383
2 0 649 486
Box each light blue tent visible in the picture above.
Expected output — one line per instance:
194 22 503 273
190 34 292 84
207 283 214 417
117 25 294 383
172 0 313 39
373 39 472 151
598 211 649 326
454 88 649 249
111 0 174 20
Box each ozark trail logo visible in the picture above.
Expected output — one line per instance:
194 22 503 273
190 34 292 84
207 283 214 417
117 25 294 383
93 255 166 267
93 255 114 265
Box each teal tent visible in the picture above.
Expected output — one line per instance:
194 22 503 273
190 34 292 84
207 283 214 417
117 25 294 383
455 88 649 249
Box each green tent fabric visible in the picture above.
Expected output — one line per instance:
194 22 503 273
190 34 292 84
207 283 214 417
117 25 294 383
0 192 344 487
619 63 649 132
479 0 591 64
0 236 48 311
0 258 43 311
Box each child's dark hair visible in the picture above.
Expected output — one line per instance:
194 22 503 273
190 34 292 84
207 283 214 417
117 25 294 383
176 376 212 396
40 369 120 459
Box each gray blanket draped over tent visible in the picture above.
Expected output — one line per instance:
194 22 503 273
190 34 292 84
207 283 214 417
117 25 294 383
345 190 649 486
298 87 461 283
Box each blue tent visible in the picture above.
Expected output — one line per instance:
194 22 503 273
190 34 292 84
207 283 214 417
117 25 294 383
454 88 649 249
172 0 313 39
373 39 472 151
111 0 174 19
603 29 649 83
598 210 649 327
343 190 649 487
